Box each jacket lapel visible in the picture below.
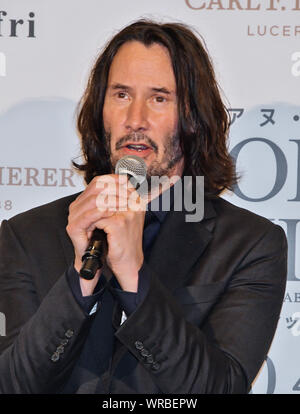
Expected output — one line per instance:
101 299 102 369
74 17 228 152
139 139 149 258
59 228 75 268
147 198 217 292
58 201 76 268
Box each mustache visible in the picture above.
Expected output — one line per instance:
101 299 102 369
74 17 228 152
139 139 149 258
115 133 159 153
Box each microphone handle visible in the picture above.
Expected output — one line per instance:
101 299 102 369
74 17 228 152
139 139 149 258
79 228 107 280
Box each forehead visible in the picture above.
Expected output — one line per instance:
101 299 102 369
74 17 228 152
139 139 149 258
107 41 176 90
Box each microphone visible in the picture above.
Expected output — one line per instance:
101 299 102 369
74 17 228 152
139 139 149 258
79 155 147 280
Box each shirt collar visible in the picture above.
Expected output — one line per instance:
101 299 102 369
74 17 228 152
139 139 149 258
145 180 177 224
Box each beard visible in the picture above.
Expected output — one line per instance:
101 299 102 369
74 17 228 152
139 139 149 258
105 130 183 182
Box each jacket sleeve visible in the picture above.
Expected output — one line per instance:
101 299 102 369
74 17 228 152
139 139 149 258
114 223 288 394
0 219 91 394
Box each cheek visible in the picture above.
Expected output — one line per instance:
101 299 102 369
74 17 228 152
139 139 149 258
170 108 179 131
157 114 178 141
158 106 177 130
102 104 111 132
103 104 125 135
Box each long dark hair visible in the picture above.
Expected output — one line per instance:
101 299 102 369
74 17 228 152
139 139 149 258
74 19 237 196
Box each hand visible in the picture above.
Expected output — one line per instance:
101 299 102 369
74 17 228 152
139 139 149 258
66 174 146 295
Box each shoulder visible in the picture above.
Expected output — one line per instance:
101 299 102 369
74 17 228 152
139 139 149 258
6 192 81 234
211 196 273 227
210 196 286 246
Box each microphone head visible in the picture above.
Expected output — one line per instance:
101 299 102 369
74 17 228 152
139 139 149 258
115 155 147 185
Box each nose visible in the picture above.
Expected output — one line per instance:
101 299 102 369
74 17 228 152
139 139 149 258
125 98 149 132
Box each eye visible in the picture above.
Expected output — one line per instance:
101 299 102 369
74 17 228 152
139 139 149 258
116 91 128 99
154 95 166 103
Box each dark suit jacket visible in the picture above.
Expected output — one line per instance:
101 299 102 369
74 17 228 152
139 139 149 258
0 193 287 393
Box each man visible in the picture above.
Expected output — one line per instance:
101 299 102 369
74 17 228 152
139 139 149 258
0 20 287 394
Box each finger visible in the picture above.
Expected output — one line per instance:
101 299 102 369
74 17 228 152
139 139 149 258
94 214 123 236
77 175 136 209
96 174 136 198
69 193 101 222
96 192 147 213
71 176 140 221
69 207 115 235
95 208 145 231
75 174 125 206
71 185 125 219
75 175 104 202
96 195 129 212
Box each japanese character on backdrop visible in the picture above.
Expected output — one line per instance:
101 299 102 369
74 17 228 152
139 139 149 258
228 108 244 125
260 109 275 127
286 312 300 336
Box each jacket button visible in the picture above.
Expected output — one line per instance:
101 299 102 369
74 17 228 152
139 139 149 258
134 341 144 350
51 352 60 362
56 345 64 354
65 329 74 338
140 348 150 357
146 355 154 364
151 362 160 371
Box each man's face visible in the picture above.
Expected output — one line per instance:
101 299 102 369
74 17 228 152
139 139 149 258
103 41 184 179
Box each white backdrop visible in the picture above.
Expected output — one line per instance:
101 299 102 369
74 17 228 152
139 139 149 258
0 0 299 394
